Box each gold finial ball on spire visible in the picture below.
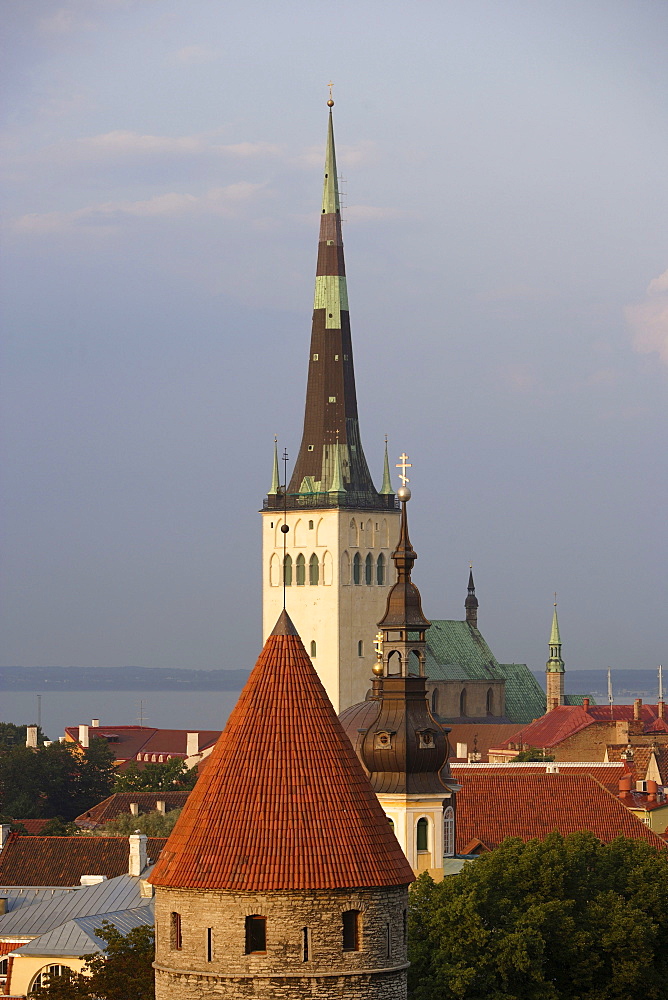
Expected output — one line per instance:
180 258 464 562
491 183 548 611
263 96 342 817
327 98 334 107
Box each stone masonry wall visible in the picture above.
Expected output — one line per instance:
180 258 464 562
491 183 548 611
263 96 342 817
154 884 409 1000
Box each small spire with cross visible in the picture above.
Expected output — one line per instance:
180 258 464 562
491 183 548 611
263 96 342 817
396 453 412 486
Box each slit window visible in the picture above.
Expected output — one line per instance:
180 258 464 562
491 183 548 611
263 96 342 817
302 927 310 962
207 927 213 962
358 640 364 657
245 915 267 954
342 910 360 952
171 912 182 950
310 640 317 657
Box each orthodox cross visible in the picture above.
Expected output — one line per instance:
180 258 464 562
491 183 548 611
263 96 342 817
396 452 412 485
373 630 384 660
327 80 334 100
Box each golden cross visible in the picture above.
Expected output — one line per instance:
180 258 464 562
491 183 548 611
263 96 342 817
328 80 334 100
374 631 384 659
396 452 412 485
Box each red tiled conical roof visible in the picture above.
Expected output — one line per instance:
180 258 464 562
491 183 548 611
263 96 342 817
149 612 414 891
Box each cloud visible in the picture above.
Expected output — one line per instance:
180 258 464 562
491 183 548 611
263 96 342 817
174 44 216 65
625 268 668 366
345 204 404 222
12 183 266 235
56 130 282 163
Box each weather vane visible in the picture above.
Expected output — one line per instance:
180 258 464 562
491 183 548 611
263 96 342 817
396 453 412 486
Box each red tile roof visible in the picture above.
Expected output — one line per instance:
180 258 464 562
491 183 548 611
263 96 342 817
452 762 626 794
63 726 221 765
492 705 593 751
75 792 190 830
13 819 52 835
149 611 414 892
0 834 167 886
454 772 667 852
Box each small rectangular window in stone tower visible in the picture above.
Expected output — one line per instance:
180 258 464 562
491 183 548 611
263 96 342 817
342 909 360 952
170 912 182 950
302 927 310 962
206 927 213 962
245 915 266 954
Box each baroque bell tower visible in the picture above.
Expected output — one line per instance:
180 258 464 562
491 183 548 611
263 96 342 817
262 98 400 713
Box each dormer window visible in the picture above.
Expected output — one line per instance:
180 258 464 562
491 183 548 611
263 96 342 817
374 730 395 750
417 730 436 749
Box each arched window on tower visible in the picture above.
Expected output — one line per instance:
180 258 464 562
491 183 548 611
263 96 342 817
342 910 360 952
459 688 467 717
349 519 358 546
309 553 319 585
310 640 317 657
444 806 455 857
431 689 439 715
376 553 386 585
353 552 362 585
283 554 292 587
296 553 306 586
416 817 429 853
365 553 373 585
486 687 494 716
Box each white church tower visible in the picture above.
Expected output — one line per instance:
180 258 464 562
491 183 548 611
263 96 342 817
262 100 400 713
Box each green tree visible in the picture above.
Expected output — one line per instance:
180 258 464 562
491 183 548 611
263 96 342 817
32 921 155 1000
0 722 46 748
511 748 555 762
98 807 182 837
408 832 668 1000
0 738 114 820
113 757 198 792
39 817 81 835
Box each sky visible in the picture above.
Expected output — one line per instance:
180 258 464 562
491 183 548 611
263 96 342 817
1 0 667 682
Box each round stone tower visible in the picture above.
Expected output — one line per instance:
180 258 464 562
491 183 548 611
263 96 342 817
149 610 414 999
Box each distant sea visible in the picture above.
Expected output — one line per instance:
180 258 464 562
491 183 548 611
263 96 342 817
0 690 243 743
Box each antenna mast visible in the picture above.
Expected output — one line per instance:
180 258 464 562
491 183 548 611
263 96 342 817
607 668 613 719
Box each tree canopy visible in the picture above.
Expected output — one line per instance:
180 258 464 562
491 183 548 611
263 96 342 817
31 921 154 1000
408 832 668 1000
113 757 198 792
98 807 182 837
0 738 115 820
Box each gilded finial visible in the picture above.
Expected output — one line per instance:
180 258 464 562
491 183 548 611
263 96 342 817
554 591 557 608
327 81 334 107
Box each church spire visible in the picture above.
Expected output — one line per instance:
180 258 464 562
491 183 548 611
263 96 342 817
465 564 478 628
267 437 280 496
545 597 565 711
380 438 394 495
286 102 380 502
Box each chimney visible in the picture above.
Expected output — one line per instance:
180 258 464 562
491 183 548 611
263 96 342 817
130 802 139 817
582 697 589 712
80 874 107 886
545 762 560 773
0 897 7 915
0 825 11 850
78 724 89 748
618 773 633 797
91 718 100 728
186 732 199 758
129 832 148 877
26 725 38 748
647 779 658 803
633 698 642 721
156 799 166 815
456 742 468 760
658 701 665 720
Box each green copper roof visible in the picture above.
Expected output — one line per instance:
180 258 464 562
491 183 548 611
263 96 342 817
328 442 345 492
322 111 340 215
268 439 280 495
425 619 546 724
380 440 394 495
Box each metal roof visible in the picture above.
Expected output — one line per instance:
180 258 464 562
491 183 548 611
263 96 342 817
10 904 153 958
0 871 151 940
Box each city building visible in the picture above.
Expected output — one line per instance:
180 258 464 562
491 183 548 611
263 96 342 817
63 722 220 771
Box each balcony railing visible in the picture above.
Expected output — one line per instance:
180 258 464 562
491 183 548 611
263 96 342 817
262 491 399 512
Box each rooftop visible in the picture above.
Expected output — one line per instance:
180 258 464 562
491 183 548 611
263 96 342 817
64 726 220 765
9 903 154 958
0 835 166 887
75 792 189 830
453 771 667 852
149 611 414 892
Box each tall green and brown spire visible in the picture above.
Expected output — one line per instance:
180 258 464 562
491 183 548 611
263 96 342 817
286 101 383 503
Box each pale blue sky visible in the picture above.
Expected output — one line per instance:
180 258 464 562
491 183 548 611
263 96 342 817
1 0 667 680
